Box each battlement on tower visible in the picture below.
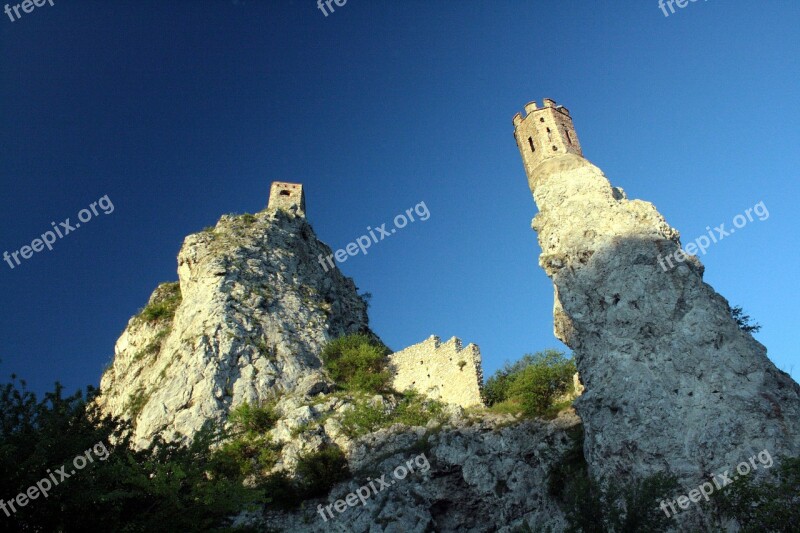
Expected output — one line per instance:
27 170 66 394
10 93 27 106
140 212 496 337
267 182 305 217
513 98 583 176
389 335 484 408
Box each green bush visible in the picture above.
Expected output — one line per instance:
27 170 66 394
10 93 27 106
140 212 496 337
228 401 279 436
138 282 182 323
0 377 263 532
340 398 390 438
715 455 800 531
320 333 391 393
126 387 151 421
730 305 762 333
212 436 282 479
294 445 349 499
549 426 678 533
132 327 171 362
210 402 283 479
340 391 445 438
484 350 576 417
394 389 444 426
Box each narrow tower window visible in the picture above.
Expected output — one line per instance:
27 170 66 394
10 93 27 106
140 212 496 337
528 137 535 152
565 130 572 144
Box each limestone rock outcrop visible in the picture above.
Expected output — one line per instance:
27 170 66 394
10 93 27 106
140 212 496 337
250 411 581 533
513 101 800 505
97 208 370 447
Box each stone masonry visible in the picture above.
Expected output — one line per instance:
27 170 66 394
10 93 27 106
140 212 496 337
389 335 484 408
267 181 306 216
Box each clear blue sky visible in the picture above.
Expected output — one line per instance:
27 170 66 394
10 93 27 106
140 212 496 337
1 0 798 395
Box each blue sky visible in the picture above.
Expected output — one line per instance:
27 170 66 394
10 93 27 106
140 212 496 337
1 0 798 395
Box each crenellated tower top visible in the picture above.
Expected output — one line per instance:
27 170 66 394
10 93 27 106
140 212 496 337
513 98 583 177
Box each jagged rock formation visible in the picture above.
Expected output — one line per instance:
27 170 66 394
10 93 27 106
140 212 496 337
95 182 587 532
97 206 370 447
513 99 800 508
248 410 581 532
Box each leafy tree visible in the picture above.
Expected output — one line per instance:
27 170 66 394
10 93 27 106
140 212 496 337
484 350 576 417
320 333 391 393
730 305 762 333
0 375 262 532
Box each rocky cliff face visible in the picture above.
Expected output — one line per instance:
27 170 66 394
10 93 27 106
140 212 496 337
96 201 583 532
250 409 581 533
97 209 370 447
525 153 800 497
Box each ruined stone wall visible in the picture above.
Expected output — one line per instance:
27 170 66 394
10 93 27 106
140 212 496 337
389 335 484 408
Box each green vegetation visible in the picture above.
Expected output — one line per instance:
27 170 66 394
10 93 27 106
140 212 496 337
320 333 391 393
359 291 373 309
549 429 800 532
549 426 679 533
293 445 349 499
211 401 349 509
0 377 262 532
137 282 182 323
340 390 446 438
730 305 762 333
241 213 256 224
132 327 171 362
213 435 282 479
126 387 151 421
715 455 800 531
228 401 279 435
483 349 576 418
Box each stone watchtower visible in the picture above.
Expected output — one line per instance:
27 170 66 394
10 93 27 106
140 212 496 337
512 98 583 180
267 181 306 217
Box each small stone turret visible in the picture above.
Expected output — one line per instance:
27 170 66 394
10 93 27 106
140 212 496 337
267 182 305 217
513 98 583 182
